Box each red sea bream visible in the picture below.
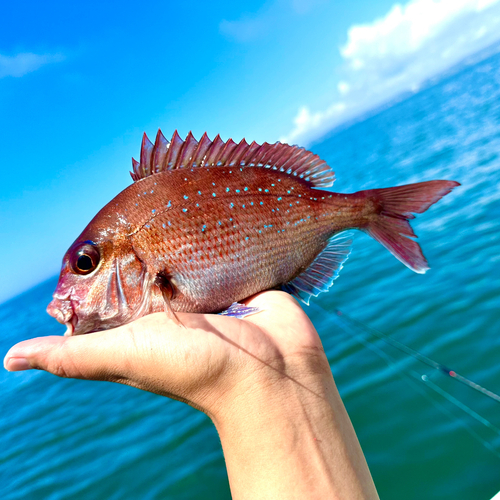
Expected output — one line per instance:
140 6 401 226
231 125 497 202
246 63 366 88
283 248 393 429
47 130 459 335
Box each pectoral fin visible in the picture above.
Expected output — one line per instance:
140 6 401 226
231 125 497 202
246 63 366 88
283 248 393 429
155 274 185 328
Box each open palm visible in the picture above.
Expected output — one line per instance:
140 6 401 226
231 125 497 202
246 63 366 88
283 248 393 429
5 291 325 414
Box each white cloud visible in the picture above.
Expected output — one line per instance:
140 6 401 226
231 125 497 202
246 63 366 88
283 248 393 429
283 0 500 145
0 52 64 79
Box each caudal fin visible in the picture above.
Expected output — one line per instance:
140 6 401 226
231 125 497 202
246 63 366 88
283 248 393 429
361 180 460 273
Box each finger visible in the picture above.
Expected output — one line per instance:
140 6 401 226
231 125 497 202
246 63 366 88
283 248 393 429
242 290 324 354
3 326 141 382
3 312 223 392
244 290 315 330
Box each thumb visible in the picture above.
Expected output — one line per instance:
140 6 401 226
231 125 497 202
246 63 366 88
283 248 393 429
3 330 135 382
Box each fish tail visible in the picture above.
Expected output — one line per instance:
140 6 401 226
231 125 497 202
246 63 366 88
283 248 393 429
360 180 460 273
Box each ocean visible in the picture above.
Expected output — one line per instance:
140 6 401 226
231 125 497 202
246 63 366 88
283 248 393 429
2 49 500 499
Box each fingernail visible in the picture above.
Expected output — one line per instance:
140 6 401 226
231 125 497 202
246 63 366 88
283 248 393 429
5 357 32 372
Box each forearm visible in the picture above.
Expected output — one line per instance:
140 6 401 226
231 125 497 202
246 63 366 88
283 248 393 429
210 353 379 500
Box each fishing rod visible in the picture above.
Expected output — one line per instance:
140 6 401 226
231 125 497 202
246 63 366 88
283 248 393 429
334 309 500 404
319 306 500 457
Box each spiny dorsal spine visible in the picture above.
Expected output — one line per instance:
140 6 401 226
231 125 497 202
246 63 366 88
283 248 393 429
130 130 335 188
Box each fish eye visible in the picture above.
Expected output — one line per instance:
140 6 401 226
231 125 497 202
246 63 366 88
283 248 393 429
70 242 100 275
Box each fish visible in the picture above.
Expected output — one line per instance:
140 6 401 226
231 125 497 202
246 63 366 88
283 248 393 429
47 130 460 335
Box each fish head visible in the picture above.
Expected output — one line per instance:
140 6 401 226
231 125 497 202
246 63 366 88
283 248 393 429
47 226 151 336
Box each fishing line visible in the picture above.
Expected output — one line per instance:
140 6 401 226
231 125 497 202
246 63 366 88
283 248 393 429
334 309 500 404
330 312 500 458
313 303 500 456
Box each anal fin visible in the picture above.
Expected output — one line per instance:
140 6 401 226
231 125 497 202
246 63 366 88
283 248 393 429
282 232 352 305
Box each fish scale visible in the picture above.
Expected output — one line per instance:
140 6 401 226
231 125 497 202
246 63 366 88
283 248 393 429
127 167 341 312
47 130 459 335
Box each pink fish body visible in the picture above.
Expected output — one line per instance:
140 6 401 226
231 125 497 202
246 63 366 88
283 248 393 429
47 130 459 335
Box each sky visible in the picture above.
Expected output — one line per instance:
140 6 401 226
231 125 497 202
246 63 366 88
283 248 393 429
2 0 500 303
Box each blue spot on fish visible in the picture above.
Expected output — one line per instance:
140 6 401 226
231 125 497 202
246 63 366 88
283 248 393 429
277 197 282 201
182 208 188 213
244 187 248 191
162 223 166 229
183 195 189 200
167 200 172 208
212 193 216 197
260 201 263 205
152 209 156 214
236 189 240 193
226 187 230 192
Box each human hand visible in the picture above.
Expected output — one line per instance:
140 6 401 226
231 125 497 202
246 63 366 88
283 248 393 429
4 290 378 499
4 291 324 416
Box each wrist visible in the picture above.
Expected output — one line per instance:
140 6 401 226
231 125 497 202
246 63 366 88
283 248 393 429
208 344 333 428
207 349 378 499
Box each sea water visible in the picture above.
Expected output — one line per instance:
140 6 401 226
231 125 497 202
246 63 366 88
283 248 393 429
1 50 500 500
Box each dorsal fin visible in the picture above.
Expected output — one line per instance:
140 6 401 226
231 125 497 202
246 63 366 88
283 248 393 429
130 130 335 188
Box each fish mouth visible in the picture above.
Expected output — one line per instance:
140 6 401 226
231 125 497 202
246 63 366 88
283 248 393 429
47 296 78 336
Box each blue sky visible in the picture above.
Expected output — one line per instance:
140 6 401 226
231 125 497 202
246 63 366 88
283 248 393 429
2 0 500 303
